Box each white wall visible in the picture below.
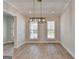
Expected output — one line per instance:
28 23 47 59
3 15 7 43
4 1 26 48
25 16 60 43
3 13 14 44
60 0 75 57
17 15 25 47
3 1 60 48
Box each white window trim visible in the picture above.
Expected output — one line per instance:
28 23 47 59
47 21 55 40
29 21 38 40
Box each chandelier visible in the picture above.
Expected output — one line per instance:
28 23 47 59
29 0 46 23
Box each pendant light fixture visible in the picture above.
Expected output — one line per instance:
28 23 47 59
29 0 46 23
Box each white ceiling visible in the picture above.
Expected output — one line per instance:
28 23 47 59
4 0 70 17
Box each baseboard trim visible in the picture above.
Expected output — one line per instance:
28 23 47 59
14 42 26 49
25 41 61 44
60 42 75 58
3 41 14 45
14 41 60 49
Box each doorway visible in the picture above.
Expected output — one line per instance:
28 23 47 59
3 12 15 59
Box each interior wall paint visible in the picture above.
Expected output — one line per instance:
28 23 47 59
3 1 60 47
4 1 26 48
7 15 14 42
25 16 60 43
17 15 26 48
60 0 75 57
3 14 14 44
3 15 7 43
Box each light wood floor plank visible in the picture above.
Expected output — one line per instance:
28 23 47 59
13 43 74 59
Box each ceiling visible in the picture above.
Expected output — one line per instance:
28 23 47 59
3 0 70 17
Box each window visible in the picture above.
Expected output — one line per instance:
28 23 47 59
47 21 55 39
30 21 38 39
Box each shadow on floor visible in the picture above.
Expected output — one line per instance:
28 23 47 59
3 56 12 59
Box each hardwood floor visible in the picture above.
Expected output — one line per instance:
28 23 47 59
3 56 12 59
3 43 14 56
13 43 74 59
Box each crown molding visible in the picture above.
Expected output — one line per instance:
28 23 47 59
61 0 72 15
3 0 26 18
